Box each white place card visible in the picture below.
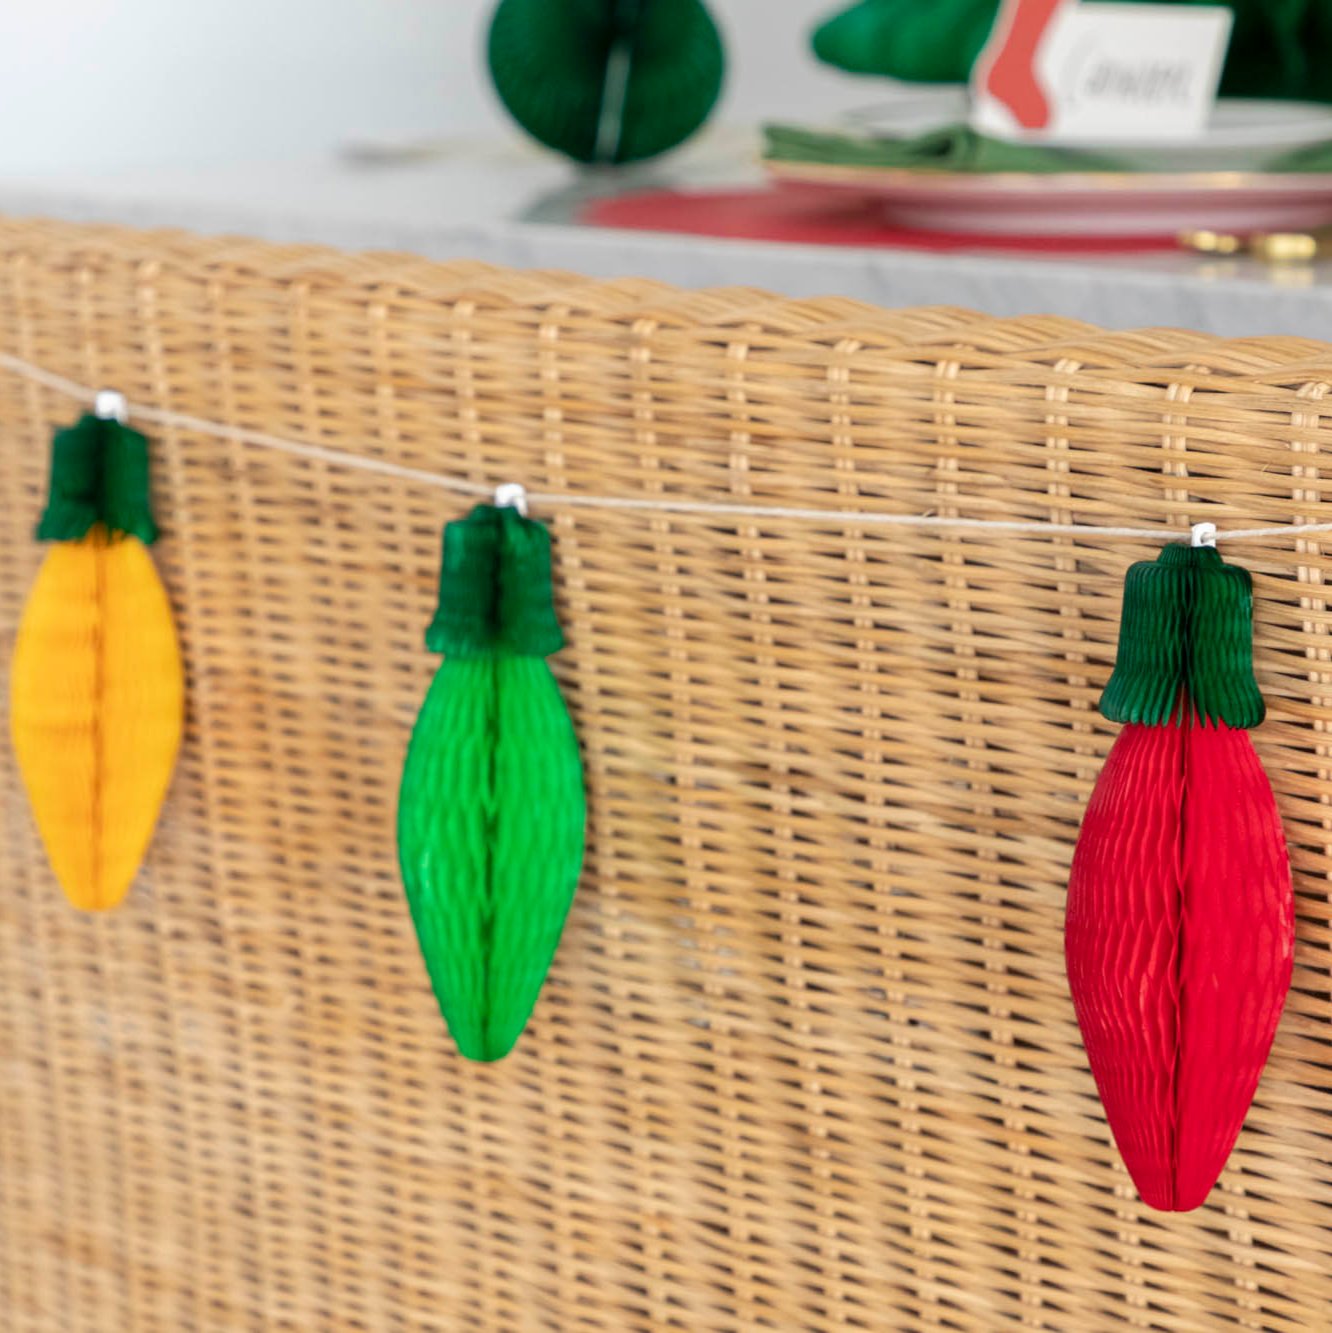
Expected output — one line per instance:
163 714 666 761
971 0 1233 144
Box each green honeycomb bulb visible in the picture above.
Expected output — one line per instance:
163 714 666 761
397 501 586 1061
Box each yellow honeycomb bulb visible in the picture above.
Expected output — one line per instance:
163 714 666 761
9 412 182 911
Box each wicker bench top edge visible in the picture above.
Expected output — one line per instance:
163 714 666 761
1 215 1329 382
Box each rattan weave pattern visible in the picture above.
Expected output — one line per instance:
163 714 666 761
2 221 1332 1331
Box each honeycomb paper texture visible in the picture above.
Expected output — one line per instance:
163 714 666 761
1065 543 1293 1211
1066 722 1292 1210
397 504 586 1061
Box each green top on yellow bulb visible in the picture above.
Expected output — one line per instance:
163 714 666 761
36 414 158 545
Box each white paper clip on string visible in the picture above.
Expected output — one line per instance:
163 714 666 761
494 482 529 517
1193 522 1219 548
94 389 128 424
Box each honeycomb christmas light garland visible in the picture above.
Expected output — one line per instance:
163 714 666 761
1065 525 1294 1211
0 355 1318 1190
9 394 183 911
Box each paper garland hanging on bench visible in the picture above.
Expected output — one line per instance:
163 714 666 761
397 494 586 1061
1066 534 1294 1211
9 398 183 911
0 354 1305 1211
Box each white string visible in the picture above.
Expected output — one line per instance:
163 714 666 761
3 349 1329 547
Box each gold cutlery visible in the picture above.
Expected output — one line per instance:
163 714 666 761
1180 226 1332 261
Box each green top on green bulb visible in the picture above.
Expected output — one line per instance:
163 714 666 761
36 413 158 544
426 504 564 658
1099 542 1264 729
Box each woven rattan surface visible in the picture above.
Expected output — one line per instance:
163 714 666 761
2 220 1332 1332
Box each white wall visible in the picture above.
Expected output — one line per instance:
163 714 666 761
0 0 869 174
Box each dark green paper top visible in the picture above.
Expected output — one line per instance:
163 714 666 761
426 504 564 658
1099 543 1264 729
36 413 158 544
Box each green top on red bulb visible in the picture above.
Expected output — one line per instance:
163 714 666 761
1099 542 1264 729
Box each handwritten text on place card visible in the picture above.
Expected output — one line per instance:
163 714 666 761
972 0 1233 144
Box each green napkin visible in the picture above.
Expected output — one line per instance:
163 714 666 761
764 123 1123 173
1264 137 1332 172
763 122 1332 174
811 0 1332 105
